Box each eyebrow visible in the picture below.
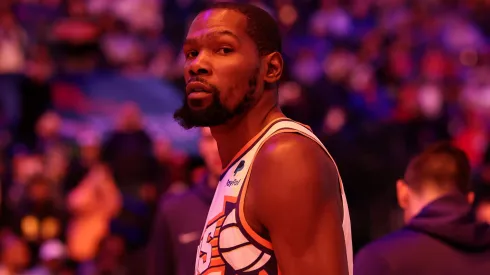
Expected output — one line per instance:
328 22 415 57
184 30 240 46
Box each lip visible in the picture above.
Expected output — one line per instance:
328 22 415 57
188 91 212 100
186 81 212 95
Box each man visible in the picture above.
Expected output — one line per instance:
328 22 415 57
354 142 490 275
148 127 222 275
173 3 352 274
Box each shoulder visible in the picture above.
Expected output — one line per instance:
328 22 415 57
252 132 338 191
248 132 341 221
257 132 335 168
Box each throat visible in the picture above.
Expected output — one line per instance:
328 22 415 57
211 105 284 170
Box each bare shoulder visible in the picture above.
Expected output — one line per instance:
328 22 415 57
249 132 341 216
253 132 338 187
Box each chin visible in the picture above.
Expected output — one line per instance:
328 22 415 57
174 91 253 129
174 105 234 129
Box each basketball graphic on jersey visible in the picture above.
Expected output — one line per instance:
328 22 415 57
218 209 272 272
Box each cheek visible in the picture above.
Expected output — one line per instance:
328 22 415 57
219 73 257 108
219 86 244 108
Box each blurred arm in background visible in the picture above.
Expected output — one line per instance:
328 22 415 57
66 164 121 262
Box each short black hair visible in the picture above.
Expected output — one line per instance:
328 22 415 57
200 2 282 56
404 141 471 194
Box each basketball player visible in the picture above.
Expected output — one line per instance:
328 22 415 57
174 3 352 275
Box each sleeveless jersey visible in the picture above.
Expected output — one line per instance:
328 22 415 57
195 118 353 275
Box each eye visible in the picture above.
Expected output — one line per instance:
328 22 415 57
216 47 234 55
185 50 198 59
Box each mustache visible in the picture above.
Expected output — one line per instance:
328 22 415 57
186 77 220 93
187 77 210 86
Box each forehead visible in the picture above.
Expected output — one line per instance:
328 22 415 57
187 9 248 40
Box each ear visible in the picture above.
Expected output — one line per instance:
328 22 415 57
396 179 410 210
263 52 283 84
467 191 475 204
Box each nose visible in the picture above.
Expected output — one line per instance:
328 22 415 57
188 52 211 77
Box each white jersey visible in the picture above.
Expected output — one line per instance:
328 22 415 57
195 118 353 275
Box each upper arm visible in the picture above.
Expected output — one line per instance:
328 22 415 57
250 133 348 275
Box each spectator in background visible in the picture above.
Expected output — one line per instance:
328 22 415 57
25 239 69 275
147 127 221 275
34 111 72 156
0 10 27 74
78 234 128 275
17 44 53 151
63 130 101 194
0 234 30 275
102 104 158 257
151 137 174 196
66 165 121 263
354 142 490 275
7 174 65 263
51 0 100 73
101 102 157 198
6 153 44 212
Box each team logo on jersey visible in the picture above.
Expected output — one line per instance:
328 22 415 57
234 160 245 176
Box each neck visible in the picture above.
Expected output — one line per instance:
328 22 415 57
210 93 284 168
405 189 451 223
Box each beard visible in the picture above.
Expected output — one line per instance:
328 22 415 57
174 71 258 130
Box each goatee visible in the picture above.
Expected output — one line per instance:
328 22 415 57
174 73 258 129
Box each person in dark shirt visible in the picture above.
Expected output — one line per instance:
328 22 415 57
101 103 157 196
17 44 53 151
147 127 221 275
354 142 490 275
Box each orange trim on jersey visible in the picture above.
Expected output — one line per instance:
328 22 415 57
202 265 225 275
210 257 225 267
205 196 237 227
216 216 226 227
237 128 297 251
220 118 290 175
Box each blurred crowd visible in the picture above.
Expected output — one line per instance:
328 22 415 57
0 0 490 274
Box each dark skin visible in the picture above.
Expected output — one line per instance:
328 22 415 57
184 9 348 274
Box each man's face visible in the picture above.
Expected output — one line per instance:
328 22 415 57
174 9 264 129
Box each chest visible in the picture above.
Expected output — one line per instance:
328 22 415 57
206 157 253 223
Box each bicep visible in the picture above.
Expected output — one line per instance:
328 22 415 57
270 193 347 275
253 135 348 275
